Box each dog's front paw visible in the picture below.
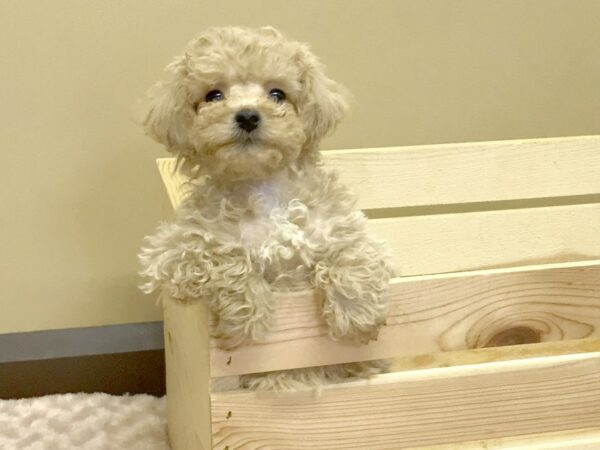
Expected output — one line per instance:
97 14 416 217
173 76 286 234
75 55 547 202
211 284 273 351
323 288 387 345
212 314 270 351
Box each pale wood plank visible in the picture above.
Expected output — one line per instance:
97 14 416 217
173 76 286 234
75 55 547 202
158 135 600 211
163 293 212 450
371 202 600 275
410 428 600 449
211 352 600 449
389 338 600 373
210 261 600 377
324 135 600 210
156 158 190 209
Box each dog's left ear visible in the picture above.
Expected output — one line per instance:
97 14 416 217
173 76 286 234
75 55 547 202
296 45 351 151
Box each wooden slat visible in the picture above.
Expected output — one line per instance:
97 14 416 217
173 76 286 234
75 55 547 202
158 135 600 211
324 135 600 210
371 202 600 275
387 339 600 375
211 352 600 449
158 136 600 209
210 261 600 377
412 428 600 449
163 293 212 450
156 158 189 209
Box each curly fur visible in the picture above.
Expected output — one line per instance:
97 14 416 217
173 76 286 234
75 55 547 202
138 26 394 390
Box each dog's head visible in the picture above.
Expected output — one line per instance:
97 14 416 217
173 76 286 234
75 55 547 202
140 27 349 181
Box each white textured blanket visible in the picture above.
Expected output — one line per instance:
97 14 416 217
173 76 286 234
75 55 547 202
0 393 169 449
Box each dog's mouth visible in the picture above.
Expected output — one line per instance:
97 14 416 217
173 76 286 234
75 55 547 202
201 133 261 156
234 130 261 147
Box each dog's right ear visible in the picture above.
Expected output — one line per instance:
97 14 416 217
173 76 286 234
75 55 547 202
136 55 195 156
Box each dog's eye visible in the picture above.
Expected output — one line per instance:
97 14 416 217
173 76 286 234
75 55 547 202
268 88 286 103
205 90 224 102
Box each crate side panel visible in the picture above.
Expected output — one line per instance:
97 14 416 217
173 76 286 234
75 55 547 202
211 352 600 449
210 262 600 377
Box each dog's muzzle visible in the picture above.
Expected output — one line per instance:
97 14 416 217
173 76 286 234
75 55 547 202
235 109 261 133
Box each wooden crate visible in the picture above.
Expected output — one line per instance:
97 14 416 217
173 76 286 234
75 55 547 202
156 135 600 449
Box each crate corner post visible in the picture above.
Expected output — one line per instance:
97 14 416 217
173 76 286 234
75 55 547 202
163 292 213 450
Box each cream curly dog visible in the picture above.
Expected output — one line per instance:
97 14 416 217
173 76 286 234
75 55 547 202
139 26 393 390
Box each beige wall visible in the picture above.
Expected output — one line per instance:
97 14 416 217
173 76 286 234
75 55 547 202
1 0 599 333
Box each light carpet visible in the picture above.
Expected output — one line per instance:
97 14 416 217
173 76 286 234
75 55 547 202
0 393 170 450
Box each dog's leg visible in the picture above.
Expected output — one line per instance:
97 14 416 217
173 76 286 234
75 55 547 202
140 223 273 349
315 237 392 344
210 269 273 350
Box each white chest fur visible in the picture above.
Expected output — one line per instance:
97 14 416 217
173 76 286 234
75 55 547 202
237 181 318 290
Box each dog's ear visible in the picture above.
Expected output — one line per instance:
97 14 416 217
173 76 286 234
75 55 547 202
296 45 351 151
137 55 195 156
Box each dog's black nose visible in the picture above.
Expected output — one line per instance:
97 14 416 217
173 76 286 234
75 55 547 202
235 109 261 132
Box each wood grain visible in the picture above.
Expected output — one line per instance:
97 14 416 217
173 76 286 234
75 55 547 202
211 352 600 449
163 293 212 450
388 338 600 373
410 427 600 449
156 158 190 210
325 135 600 210
210 261 600 377
370 202 600 275
157 135 600 211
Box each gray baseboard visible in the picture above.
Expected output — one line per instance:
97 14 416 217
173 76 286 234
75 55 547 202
0 322 164 363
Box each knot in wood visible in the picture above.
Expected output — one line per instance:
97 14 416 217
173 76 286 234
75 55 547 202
484 326 541 347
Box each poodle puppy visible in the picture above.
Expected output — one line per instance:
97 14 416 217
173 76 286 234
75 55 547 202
138 26 393 390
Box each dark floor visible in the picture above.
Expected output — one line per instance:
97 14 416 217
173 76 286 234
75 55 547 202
0 350 165 399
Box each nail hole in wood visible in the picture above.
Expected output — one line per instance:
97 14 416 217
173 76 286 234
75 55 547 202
226 411 232 419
